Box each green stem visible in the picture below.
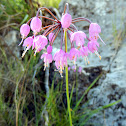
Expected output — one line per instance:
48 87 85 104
64 30 72 126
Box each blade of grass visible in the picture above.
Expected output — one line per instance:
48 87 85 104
80 99 121 125
74 73 102 111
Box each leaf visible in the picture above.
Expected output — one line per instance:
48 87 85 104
20 14 29 25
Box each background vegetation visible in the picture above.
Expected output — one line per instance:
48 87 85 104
0 0 121 126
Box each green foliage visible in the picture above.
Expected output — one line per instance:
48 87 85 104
0 45 121 125
0 0 61 31
37 0 61 8
0 0 33 29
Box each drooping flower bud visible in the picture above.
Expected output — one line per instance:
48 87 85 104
61 13 72 28
49 32 55 43
47 45 52 54
30 17 42 33
20 24 30 38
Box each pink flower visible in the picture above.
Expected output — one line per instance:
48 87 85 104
78 66 82 74
88 40 99 53
72 65 76 72
71 31 86 46
47 45 52 54
70 32 74 43
41 53 52 70
30 17 42 33
22 37 33 57
80 46 89 57
53 49 65 61
54 49 68 77
68 67 71 71
88 40 101 60
48 32 55 43
80 46 90 64
20 24 30 38
23 37 33 49
89 23 101 34
61 13 72 28
89 23 101 40
19 24 30 46
69 48 80 64
33 35 48 55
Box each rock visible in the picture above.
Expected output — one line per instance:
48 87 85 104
58 0 126 125
4 30 20 58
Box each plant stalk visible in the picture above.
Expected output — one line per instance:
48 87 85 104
64 30 72 126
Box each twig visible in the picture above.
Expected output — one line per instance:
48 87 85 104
41 64 50 126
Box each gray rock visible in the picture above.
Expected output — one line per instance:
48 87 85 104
59 0 126 125
4 30 20 58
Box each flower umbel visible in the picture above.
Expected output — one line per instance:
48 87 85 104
19 3 104 76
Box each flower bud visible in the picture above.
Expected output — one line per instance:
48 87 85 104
20 24 30 37
49 32 55 42
47 45 52 54
30 17 42 33
61 13 72 28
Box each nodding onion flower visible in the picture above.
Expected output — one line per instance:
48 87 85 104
19 3 104 76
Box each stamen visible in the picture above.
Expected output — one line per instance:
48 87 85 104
73 60 76 65
86 56 90 64
84 57 87 65
18 38 24 46
22 47 29 58
34 49 37 56
98 35 106 45
94 51 101 60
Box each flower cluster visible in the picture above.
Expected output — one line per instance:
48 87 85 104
19 3 104 77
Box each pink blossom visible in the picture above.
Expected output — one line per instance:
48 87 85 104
80 46 90 64
70 32 74 43
78 66 82 74
22 37 33 57
88 40 101 60
48 32 55 43
33 35 48 55
19 24 30 46
71 31 86 46
68 67 71 71
88 40 99 53
69 48 80 64
30 17 42 33
80 46 89 57
61 13 72 28
89 23 101 34
20 24 30 38
72 65 76 72
47 45 52 54
41 53 52 70
23 37 33 49
54 49 68 77
53 49 65 61
89 23 101 40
